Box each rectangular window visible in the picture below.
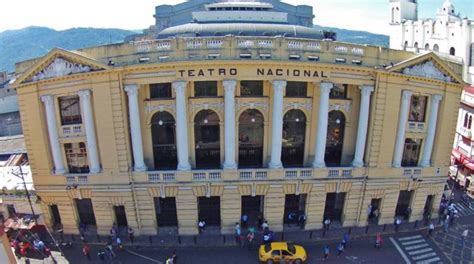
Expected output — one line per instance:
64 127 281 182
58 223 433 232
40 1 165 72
240 81 263 97
285 82 307 98
64 142 89 173
409 96 428 122
150 83 172 99
401 138 422 167
330 84 347 99
59 96 81 125
194 81 218 97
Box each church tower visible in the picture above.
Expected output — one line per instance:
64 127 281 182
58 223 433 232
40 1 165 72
389 0 418 24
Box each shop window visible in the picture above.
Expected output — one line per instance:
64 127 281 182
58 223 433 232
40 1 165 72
240 81 263 96
330 84 347 99
469 116 473 129
59 96 81 125
150 83 172 99
401 138 422 167
408 96 427 122
194 81 218 97
64 142 89 173
285 82 307 98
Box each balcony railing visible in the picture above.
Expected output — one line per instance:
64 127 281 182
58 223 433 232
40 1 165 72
192 170 222 181
407 122 425 132
65 175 88 183
61 124 83 137
285 169 313 178
239 169 268 180
327 168 353 177
147 172 176 182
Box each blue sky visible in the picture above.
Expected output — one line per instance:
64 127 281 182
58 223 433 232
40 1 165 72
0 0 473 34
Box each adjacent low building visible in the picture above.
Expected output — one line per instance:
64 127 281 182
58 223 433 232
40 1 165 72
12 1 464 236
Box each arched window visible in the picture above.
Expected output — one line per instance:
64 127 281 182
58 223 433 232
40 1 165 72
238 109 264 168
403 41 408 51
449 47 455 56
414 42 419 52
433 44 439 52
151 112 177 170
194 110 220 169
325 111 346 167
425 43 430 50
282 110 306 167
464 113 469 127
469 116 473 129
391 8 395 23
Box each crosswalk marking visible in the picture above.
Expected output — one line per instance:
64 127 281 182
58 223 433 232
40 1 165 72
401 239 426 246
408 248 432 255
396 235 442 264
398 235 423 241
416 257 440 264
453 202 474 217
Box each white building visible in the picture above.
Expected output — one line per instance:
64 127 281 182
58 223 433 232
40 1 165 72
389 0 474 84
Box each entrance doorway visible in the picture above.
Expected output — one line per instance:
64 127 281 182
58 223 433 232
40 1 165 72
49 205 61 226
241 195 264 228
423 195 434 221
395 190 413 220
323 193 346 222
198 196 221 226
154 197 178 227
368 199 381 224
284 194 307 225
75 199 96 226
113 205 128 228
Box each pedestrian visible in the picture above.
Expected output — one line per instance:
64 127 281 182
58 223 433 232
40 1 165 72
450 210 457 224
342 232 350 248
79 222 86 236
443 219 449 233
262 220 269 232
110 226 117 243
405 207 412 220
128 227 134 244
82 243 91 261
198 220 206 234
461 229 468 243
324 218 331 230
235 222 242 246
395 218 401 232
171 251 178 264
116 237 123 251
298 213 306 229
323 245 330 260
374 233 383 248
257 215 263 231
336 243 344 257
246 228 255 249
105 242 115 259
56 223 64 242
97 250 106 262
288 212 296 226
428 222 435 237
165 257 174 264
241 214 248 229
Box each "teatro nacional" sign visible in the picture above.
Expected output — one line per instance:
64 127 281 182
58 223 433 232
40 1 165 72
178 68 329 78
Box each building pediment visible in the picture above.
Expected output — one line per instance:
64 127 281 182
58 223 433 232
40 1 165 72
386 52 464 84
15 48 110 85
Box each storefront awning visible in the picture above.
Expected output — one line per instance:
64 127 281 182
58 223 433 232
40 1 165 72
452 149 463 161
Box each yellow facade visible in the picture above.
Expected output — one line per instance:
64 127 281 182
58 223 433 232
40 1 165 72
13 36 464 235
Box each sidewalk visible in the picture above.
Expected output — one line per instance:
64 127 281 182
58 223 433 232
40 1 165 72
46 218 440 249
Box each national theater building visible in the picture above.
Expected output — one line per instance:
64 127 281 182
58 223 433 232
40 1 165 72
12 1 465 235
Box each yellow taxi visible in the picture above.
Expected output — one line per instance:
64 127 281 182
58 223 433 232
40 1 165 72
259 242 307 263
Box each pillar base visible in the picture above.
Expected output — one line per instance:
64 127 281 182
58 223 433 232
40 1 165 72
134 165 147 172
177 163 191 171
269 162 283 169
351 160 364 168
312 161 325 168
223 162 237 170
419 161 430 168
54 168 66 175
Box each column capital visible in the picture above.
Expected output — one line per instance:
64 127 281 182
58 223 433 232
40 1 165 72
223 79 237 92
40 94 53 104
320 82 334 94
78 89 91 99
432 94 443 102
272 80 287 92
360 85 374 95
172 81 187 94
402 90 413 100
124 84 139 95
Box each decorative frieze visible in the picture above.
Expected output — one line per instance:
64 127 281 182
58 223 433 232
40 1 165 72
145 104 176 114
401 60 452 82
31 58 93 82
236 102 268 111
190 102 224 112
329 101 351 113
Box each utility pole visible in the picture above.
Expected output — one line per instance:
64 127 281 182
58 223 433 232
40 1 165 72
11 159 37 222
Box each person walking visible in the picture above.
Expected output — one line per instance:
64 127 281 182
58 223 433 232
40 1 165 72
374 233 383 249
428 222 435 237
241 214 248 229
116 237 123 251
336 243 344 257
198 220 206 234
246 228 255 249
235 222 242 246
461 229 469 244
443 219 449 233
110 226 118 243
288 212 296 227
324 218 331 230
298 213 306 229
82 244 91 261
323 245 330 260
128 227 134 244
261 220 269 231
342 233 350 248
394 218 401 232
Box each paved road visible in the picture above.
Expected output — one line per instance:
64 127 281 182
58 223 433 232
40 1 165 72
390 234 448 263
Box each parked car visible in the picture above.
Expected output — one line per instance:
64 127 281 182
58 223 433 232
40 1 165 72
259 242 307 263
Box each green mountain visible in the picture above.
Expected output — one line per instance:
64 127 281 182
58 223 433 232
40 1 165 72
0 26 136 73
315 25 389 48
0 26 389 73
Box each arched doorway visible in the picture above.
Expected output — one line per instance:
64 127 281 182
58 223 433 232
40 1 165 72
433 44 439 52
414 42 419 52
282 109 306 167
449 47 455 56
325 111 346 166
403 41 408 51
151 112 177 170
194 110 220 169
238 109 264 168
425 43 430 50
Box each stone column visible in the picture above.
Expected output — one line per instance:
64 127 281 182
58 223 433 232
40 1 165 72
419 95 442 167
312 82 333 168
124 84 146 171
172 81 191 170
223 80 237 169
392 90 413 167
40 95 66 174
269 80 286 169
352 85 374 167
78 90 101 173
